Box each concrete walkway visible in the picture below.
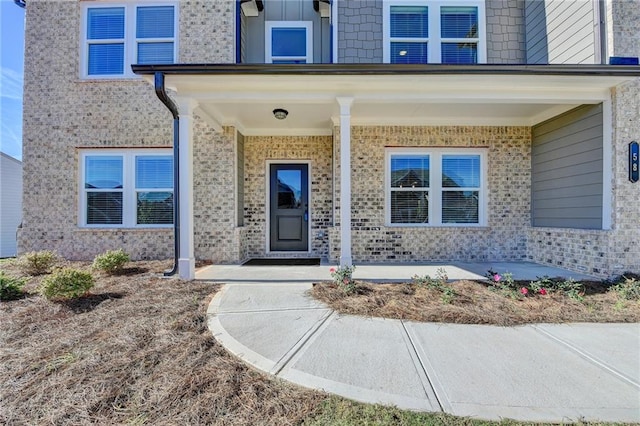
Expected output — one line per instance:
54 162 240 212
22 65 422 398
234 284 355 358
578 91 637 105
201 263 640 423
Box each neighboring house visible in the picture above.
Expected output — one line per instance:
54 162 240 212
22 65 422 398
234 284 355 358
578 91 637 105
1 153 23 258
18 0 640 280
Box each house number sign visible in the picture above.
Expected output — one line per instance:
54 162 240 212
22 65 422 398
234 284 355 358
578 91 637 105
631 141 639 183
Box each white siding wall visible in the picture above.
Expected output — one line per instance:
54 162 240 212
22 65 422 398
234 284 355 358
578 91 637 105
1 153 23 257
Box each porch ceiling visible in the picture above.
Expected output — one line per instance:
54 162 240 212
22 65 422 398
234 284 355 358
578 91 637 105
135 64 639 135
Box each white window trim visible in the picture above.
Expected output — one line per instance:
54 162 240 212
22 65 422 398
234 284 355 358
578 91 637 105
385 147 487 227
382 0 487 64
265 21 314 64
79 149 173 228
80 1 179 80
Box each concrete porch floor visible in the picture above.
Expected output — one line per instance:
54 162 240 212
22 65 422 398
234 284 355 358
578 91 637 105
196 261 599 283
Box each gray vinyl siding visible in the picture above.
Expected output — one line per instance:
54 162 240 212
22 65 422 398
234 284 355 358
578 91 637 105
236 131 245 227
242 0 330 63
240 10 247 63
525 0 598 64
531 104 604 229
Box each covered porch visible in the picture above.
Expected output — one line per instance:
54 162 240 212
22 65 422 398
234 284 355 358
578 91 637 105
195 260 600 282
132 64 639 280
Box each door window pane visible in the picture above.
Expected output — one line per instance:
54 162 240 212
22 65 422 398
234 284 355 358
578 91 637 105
277 170 302 209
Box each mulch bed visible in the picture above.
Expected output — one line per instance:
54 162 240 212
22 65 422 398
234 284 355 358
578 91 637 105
310 279 640 326
0 260 325 425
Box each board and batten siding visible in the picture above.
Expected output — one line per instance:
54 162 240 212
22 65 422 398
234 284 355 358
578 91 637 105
531 104 604 229
242 0 330 63
525 0 598 64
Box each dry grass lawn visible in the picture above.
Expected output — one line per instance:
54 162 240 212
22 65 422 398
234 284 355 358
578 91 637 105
0 260 325 425
310 279 640 326
1 258 635 425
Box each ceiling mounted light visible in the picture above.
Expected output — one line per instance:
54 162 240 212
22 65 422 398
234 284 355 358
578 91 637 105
273 108 288 120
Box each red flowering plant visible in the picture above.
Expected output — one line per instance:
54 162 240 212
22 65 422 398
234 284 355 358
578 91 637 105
330 265 356 295
487 271 577 300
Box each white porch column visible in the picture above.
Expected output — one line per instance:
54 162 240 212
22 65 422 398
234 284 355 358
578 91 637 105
177 97 196 280
337 97 354 267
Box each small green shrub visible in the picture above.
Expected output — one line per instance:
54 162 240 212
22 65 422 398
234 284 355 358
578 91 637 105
18 250 58 275
92 249 130 274
610 275 640 301
413 268 455 304
39 268 95 301
0 272 26 301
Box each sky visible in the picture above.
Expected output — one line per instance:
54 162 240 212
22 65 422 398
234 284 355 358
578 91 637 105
0 0 25 161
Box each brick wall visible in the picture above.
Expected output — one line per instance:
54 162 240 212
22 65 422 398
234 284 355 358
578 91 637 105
18 0 234 260
243 136 333 259
330 126 531 263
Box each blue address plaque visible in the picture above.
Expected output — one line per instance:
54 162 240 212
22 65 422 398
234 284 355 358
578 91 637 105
630 141 639 183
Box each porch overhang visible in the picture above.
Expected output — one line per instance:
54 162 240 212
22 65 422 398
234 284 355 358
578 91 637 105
133 63 640 135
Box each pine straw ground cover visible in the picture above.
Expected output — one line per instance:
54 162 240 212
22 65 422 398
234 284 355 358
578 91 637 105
0 258 634 426
310 277 640 326
0 259 326 425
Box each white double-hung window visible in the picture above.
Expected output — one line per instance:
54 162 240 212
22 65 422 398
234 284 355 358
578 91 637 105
81 150 173 227
385 148 486 226
383 0 486 64
81 2 177 78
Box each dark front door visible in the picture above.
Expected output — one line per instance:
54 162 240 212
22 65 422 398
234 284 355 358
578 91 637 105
269 163 309 251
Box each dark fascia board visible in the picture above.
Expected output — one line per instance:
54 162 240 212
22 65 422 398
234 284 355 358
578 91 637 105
132 63 640 77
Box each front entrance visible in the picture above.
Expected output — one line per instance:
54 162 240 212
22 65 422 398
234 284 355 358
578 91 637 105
269 163 309 251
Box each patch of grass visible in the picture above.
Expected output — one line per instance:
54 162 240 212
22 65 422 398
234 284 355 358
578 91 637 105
301 397 622 426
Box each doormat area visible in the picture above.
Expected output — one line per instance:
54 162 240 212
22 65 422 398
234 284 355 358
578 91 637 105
242 258 321 266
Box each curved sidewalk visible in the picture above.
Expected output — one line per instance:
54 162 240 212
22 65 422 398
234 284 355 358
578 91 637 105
206 282 640 423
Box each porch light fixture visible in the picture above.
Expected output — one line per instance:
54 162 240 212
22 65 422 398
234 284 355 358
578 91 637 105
273 108 288 120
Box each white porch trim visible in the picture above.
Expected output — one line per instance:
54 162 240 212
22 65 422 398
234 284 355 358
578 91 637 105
337 97 353 267
177 97 196 280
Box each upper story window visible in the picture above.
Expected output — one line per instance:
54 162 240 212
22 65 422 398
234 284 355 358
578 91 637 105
81 150 173 227
81 3 177 79
385 148 487 226
265 21 313 64
383 0 486 64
